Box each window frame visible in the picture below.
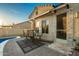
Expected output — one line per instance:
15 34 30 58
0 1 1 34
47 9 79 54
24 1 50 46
42 20 49 34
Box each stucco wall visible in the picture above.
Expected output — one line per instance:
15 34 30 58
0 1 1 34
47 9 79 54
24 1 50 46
68 4 79 42
74 17 79 41
13 21 31 30
30 4 79 44
0 28 24 37
55 4 79 44
67 10 74 45
0 21 31 37
33 7 74 43
34 15 56 42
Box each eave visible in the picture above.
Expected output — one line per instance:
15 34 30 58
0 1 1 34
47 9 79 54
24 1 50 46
30 10 54 20
29 4 68 21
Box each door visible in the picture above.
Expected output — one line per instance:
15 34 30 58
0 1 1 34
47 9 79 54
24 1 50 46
56 13 67 40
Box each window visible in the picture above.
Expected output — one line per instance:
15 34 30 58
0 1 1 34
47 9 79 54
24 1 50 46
36 21 40 33
42 20 49 33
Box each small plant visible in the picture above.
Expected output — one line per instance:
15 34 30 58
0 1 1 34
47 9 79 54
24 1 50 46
75 42 79 51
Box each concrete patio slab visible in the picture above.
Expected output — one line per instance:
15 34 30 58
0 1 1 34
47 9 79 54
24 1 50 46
3 40 24 56
25 46 65 56
3 38 65 56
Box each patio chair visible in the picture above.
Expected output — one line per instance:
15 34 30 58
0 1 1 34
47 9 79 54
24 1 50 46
26 29 42 43
26 30 34 40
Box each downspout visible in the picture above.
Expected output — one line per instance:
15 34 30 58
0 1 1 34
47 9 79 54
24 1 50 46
72 9 75 46
69 8 75 47
70 8 76 47
73 10 76 47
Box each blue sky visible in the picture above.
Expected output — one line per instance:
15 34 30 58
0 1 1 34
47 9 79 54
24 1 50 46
0 3 61 25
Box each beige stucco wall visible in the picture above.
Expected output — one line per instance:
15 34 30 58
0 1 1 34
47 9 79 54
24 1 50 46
74 17 79 41
30 4 79 44
51 4 79 44
0 28 24 37
67 10 74 46
32 6 76 43
33 6 78 44
54 7 69 44
55 4 79 45
13 21 31 29
68 4 79 42
34 15 56 42
0 21 31 37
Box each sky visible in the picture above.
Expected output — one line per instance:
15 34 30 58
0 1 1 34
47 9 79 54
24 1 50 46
0 3 61 25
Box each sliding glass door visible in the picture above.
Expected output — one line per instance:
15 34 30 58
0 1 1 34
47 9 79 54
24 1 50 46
56 13 67 40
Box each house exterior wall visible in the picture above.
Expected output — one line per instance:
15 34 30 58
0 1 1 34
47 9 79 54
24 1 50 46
34 15 56 42
74 16 79 42
69 4 79 42
68 3 79 41
67 9 74 46
52 4 76 46
55 4 79 45
30 4 79 45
